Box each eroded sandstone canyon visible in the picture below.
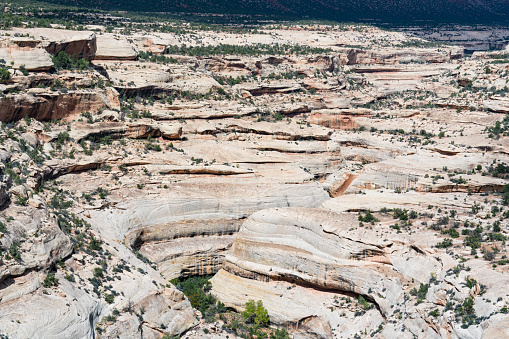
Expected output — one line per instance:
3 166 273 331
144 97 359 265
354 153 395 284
0 9 509 339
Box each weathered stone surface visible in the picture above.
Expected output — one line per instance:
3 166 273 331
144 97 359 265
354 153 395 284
344 46 463 65
159 123 183 139
43 121 181 143
309 108 372 129
337 150 507 194
483 99 509 113
0 28 97 71
203 119 333 140
0 283 99 338
210 207 443 336
14 28 97 60
136 35 167 54
90 183 329 280
95 35 137 60
0 209 73 302
3 16 509 339
322 190 470 212
213 208 412 314
153 105 256 120
481 315 509 339
211 206 509 338
0 43 53 71
0 88 120 122
0 240 197 339
43 155 110 179
235 82 302 96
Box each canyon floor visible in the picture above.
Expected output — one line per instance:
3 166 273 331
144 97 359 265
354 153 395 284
0 8 509 339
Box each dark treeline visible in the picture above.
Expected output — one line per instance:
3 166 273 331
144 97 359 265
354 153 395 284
40 0 509 24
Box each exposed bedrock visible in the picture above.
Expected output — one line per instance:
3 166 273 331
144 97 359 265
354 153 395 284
0 28 97 72
18 28 98 60
89 183 330 280
0 232 197 339
0 209 73 302
344 47 464 65
212 208 433 312
42 121 182 144
211 207 448 337
95 35 138 60
0 88 120 123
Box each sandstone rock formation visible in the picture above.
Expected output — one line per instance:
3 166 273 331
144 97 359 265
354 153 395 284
212 203 509 338
95 35 138 60
0 39 53 71
0 88 120 122
17 28 97 60
343 46 463 65
0 16 508 339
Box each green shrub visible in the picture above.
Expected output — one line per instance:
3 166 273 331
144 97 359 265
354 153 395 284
270 328 290 339
465 277 477 289
0 221 7 233
0 59 10 83
242 300 269 326
357 295 373 311
170 276 217 316
15 196 28 206
409 210 418 219
429 309 440 317
43 272 59 288
436 238 453 248
358 210 379 224
19 64 29 76
485 114 509 139
88 236 102 251
8 242 21 260
52 51 90 71
105 294 115 304
410 283 429 303
94 267 104 278
393 208 409 220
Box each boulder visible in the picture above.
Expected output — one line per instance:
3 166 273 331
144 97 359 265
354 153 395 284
141 36 167 54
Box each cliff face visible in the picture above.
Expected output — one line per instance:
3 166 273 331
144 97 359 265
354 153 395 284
105 183 329 280
0 29 97 71
0 89 119 122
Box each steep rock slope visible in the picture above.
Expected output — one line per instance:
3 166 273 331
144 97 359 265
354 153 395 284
212 206 509 338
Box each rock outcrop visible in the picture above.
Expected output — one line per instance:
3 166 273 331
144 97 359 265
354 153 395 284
0 38 54 71
344 47 464 65
212 206 509 338
19 28 97 60
95 35 137 60
90 183 329 280
0 88 119 122
0 28 97 70
212 208 425 317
